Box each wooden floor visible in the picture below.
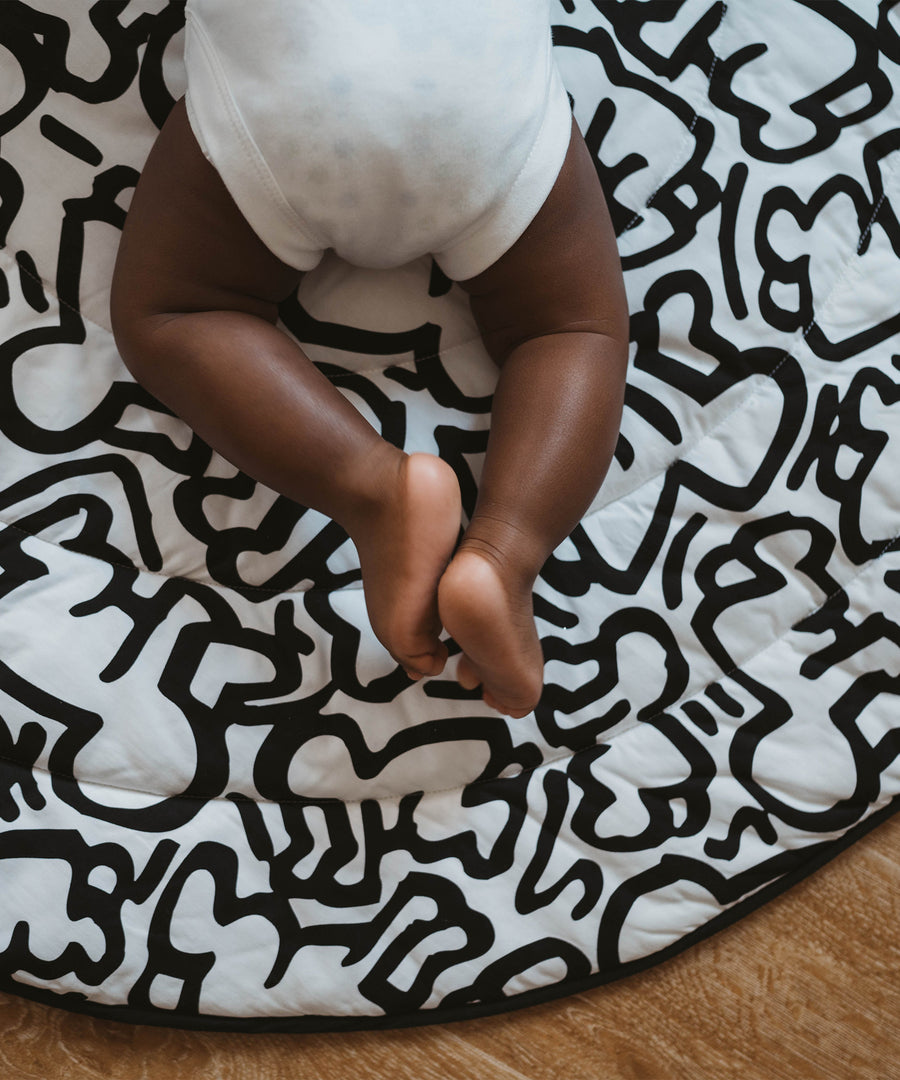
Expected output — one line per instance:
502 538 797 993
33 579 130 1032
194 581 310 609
1 813 898 1080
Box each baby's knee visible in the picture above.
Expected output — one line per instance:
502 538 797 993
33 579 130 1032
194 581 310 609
464 280 626 369
109 293 164 385
108 251 191 385
108 266 144 372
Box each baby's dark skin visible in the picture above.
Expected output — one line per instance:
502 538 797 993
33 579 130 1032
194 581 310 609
110 98 628 718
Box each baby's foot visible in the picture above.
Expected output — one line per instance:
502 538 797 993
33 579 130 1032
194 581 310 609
353 452 461 679
438 547 544 717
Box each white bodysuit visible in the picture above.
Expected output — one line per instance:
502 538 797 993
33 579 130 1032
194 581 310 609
183 0 573 280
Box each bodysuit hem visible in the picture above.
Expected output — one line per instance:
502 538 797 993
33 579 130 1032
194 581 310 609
183 4 572 279
184 10 327 272
433 57 572 281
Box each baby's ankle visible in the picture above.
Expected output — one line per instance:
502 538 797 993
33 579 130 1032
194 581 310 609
456 515 543 592
335 443 407 539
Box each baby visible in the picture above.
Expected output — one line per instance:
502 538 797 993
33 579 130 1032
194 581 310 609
110 0 628 718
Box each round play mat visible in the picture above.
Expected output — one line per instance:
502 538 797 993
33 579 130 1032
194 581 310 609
0 0 898 1029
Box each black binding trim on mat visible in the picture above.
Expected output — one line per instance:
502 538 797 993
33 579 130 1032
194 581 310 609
2 794 897 1033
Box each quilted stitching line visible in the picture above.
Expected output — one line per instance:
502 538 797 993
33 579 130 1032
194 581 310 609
577 528 900 761
582 129 900 523
621 2 727 233
2 530 897 807
1 247 90 325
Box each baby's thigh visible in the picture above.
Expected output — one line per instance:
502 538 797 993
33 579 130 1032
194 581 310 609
111 98 302 330
457 119 627 365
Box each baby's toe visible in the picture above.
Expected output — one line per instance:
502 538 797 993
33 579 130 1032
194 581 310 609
400 644 447 680
483 688 536 719
456 653 482 691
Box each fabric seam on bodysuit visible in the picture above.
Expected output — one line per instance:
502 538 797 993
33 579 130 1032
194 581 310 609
434 34 568 273
185 10 329 252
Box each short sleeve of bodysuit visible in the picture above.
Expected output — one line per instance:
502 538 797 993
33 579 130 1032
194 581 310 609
183 0 573 280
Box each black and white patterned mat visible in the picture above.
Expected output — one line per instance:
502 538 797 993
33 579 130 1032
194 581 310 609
0 0 898 1030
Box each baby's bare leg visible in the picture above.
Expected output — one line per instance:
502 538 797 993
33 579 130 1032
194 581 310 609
439 119 628 717
110 99 461 678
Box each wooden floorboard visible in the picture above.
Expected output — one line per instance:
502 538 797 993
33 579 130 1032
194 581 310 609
1 812 897 1080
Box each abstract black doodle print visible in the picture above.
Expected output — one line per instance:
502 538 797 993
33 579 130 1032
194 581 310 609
0 0 898 1030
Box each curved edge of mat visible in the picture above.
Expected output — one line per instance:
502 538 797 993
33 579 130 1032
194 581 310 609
2 793 896 1033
